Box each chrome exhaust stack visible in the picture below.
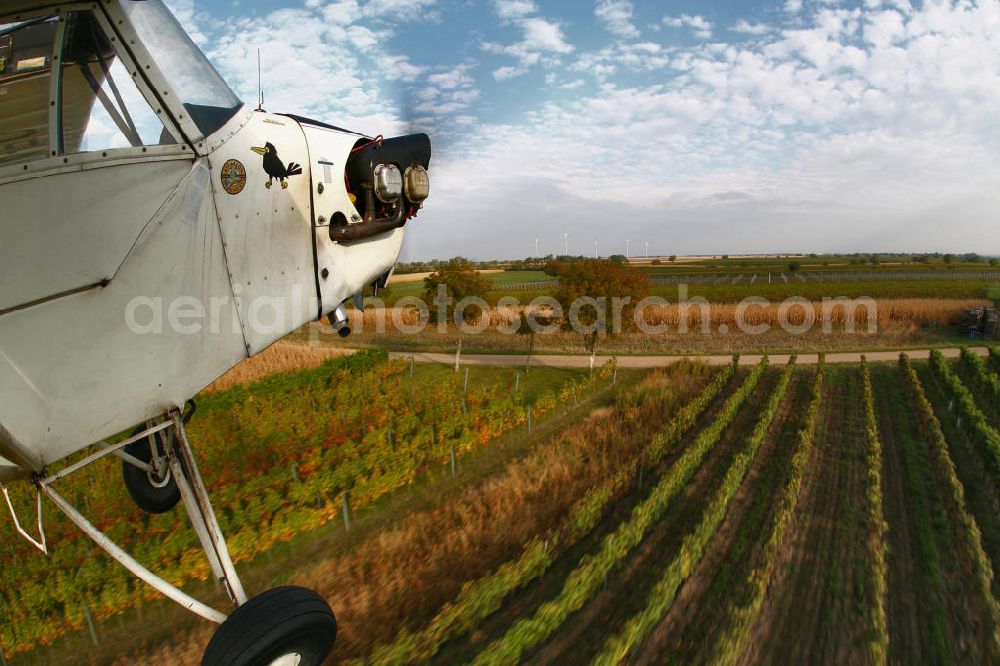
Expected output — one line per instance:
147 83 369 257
327 304 351 337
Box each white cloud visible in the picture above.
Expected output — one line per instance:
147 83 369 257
521 18 574 54
319 0 438 24
731 20 771 36
483 15 573 72
493 0 537 21
572 41 669 79
380 54 426 83
785 0 803 13
863 9 906 47
595 0 640 39
663 14 713 39
494 65 528 80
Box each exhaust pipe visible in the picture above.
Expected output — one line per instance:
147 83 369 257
327 304 351 337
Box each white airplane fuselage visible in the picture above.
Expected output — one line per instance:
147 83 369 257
0 2 428 479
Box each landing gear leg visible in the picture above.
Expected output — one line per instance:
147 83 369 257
27 410 337 666
168 414 337 666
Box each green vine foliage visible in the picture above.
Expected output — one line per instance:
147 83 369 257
595 357 797 666
0 350 608 655
901 353 1000 660
860 358 889 665
708 357 825 666
929 350 1000 493
361 359 739 665
472 358 768 666
959 348 1000 419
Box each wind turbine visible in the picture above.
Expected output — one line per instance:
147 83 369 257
594 240 599 259
563 229 570 256
645 241 649 257
626 237 630 259
534 237 539 259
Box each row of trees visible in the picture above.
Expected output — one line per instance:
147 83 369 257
421 257 651 352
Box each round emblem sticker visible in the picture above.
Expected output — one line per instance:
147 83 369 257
220 159 247 195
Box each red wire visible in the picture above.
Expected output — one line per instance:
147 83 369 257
350 135 383 153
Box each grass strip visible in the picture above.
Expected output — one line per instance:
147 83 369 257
470 359 767 666
360 360 739 665
593 357 796 666
902 354 1000 661
706 358 825 666
861 358 890 665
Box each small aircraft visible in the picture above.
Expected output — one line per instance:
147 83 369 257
0 1 430 663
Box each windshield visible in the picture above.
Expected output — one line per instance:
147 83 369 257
121 0 241 138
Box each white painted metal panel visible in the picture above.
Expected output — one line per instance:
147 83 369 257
210 112 315 354
301 124 406 318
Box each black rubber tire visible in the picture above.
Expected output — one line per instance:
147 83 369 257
121 424 181 514
201 587 337 666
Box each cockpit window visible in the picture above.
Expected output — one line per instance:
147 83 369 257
122 0 242 138
60 11 174 153
0 17 58 165
0 11 178 166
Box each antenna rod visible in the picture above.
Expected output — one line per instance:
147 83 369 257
257 49 264 111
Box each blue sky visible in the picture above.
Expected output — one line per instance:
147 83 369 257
166 0 1000 261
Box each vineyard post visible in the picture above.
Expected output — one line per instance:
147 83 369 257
341 491 352 532
387 428 394 450
528 407 532 434
454 338 462 372
613 367 618 385
515 372 520 392
290 464 300 483
83 604 99 646
410 356 414 376
450 445 457 477
464 367 470 393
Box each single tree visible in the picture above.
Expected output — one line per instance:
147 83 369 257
544 258 651 353
423 257 490 326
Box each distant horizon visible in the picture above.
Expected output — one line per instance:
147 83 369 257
392 250 1000 265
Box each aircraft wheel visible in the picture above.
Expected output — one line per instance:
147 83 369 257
121 424 181 514
201 586 337 666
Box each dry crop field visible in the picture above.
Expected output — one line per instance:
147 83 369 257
310 297 990 356
6 348 1000 665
